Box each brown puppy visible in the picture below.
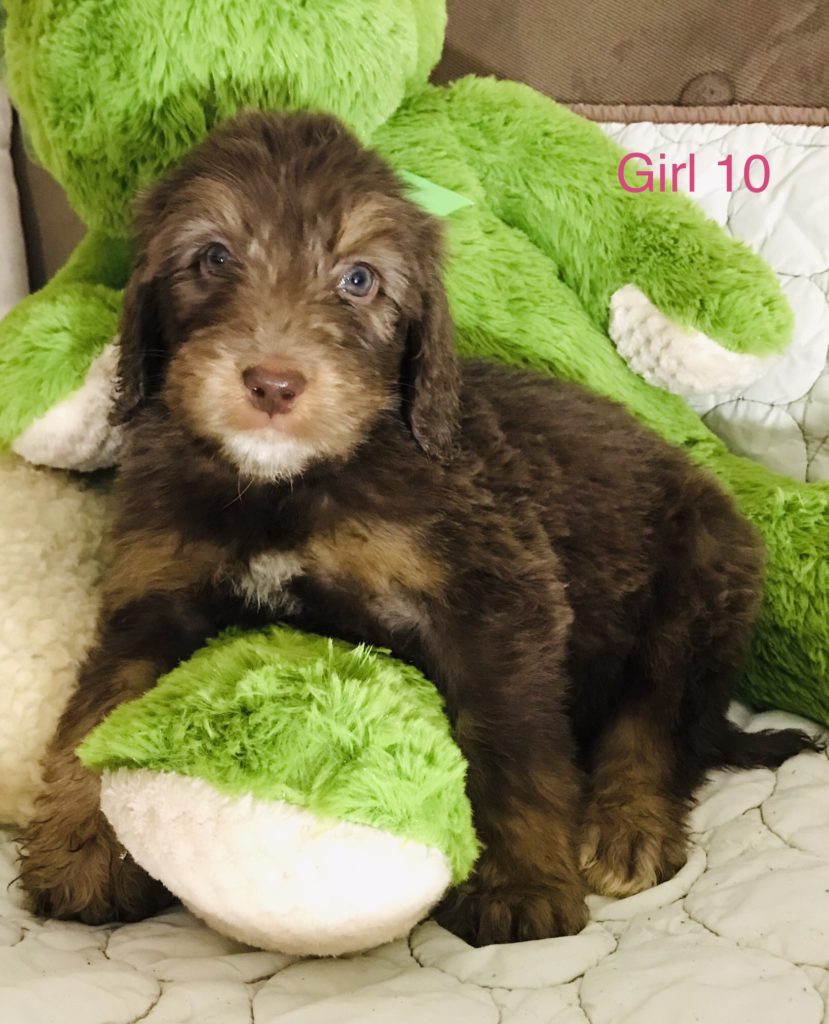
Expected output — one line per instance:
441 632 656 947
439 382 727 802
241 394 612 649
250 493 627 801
19 111 817 945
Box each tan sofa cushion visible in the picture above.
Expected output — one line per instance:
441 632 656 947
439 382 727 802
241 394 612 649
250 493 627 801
12 121 84 290
434 0 829 107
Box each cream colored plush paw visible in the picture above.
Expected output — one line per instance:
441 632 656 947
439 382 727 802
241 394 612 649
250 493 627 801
609 284 776 396
12 339 123 471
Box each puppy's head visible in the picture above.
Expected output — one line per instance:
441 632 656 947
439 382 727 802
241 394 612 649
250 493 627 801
114 111 460 480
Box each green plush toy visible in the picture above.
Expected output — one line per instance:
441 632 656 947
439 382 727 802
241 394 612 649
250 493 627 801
77 628 479 954
3 0 829 952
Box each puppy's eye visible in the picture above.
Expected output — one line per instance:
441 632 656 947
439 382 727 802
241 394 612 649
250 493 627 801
338 263 378 301
200 242 232 273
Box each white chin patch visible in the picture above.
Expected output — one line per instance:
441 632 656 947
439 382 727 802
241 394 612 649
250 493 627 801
221 431 322 481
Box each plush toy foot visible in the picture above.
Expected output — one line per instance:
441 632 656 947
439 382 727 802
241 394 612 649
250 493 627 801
609 284 777 397
0 283 124 470
435 878 589 946
12 340 123 471
97 767 455 955
77 627 480 954
580 796 688 898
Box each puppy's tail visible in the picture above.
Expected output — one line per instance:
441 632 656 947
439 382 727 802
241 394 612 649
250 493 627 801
716 721 824 771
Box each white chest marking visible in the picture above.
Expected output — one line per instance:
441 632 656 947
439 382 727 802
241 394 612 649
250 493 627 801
234 551 304 611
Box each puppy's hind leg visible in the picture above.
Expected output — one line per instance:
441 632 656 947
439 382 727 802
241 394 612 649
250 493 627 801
580 703 691 898
582 479 815 898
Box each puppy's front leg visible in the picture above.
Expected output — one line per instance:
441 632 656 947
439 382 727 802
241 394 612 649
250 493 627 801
429 595 589 945
19 591 216 923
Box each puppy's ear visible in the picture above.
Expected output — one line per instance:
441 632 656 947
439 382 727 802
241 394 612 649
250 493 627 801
110 260 165 426
401 261 461 461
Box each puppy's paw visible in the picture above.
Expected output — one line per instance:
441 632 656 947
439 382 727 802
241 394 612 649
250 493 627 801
435 880 589 946
19 811 172 924
580 799 688 898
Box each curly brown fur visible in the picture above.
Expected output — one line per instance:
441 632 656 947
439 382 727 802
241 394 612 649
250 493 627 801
20 110 819 943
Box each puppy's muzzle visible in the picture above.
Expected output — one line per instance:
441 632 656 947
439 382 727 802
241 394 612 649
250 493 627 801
243 364 307 417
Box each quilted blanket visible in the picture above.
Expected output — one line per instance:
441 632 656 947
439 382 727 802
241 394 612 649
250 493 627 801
4 707 829 1023
3 118 829 1022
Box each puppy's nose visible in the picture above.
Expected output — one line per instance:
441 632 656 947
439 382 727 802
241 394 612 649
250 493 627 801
242 365 307 416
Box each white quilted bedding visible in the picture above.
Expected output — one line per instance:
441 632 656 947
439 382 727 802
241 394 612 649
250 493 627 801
4 707 829 1023
3 119 829 1023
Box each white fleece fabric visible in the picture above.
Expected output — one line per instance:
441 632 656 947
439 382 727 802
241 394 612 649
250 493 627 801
0 456 108 823
0 83 111 825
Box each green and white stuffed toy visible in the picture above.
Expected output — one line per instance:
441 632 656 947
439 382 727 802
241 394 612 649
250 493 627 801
77 629 478 955
4 0 829 954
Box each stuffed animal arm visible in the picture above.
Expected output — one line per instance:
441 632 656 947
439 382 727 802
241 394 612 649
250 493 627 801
2 230 129 470
76 627 479 956
438 78 791 396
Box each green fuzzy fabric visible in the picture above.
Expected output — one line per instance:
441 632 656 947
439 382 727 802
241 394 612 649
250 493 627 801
4 0 444 236
78 627 479 884
2 0 827 728
0 231 131 443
